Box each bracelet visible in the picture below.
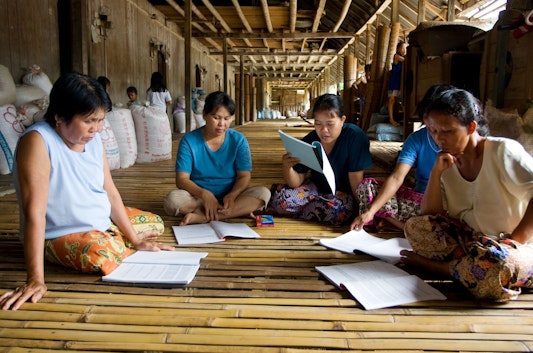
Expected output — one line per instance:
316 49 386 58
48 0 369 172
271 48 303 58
499 232 512 240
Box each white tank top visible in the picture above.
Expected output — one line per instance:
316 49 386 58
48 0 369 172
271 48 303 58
15 122 111 240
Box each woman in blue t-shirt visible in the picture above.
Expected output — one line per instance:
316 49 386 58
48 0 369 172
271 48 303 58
352 84 454 232
269 93 372 225
164 91 271 225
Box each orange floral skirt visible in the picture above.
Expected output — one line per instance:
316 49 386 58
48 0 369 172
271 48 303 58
43 207 164 275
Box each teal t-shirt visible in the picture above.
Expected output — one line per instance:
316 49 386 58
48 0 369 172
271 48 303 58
175 128 252 200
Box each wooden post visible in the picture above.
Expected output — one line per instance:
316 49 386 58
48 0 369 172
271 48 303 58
240 56 245 125
235 73 241 124
362 25 391 131
223 38 228 93
245 74 250 122
185 0 192 132
344 53 356 123
417 0 426 24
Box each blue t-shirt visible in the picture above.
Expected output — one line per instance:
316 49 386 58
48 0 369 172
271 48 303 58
396 126 439 193
175 128 252 200
294 123 372 194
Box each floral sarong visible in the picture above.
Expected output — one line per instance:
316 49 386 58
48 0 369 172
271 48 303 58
44 207 164 275
356 177 422 225
405 214 533 301
268 181 355 225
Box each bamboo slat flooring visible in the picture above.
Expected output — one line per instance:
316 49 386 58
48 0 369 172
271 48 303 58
0 119 532 352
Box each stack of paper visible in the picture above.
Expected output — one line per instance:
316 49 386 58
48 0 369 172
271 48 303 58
102 250 207 284
316 261 446 310
319 229 411 264
172 221 260 244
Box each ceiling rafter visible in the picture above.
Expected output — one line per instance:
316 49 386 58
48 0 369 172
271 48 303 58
151 0 498 90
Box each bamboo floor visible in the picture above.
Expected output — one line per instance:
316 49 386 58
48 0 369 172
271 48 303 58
0 119 532 353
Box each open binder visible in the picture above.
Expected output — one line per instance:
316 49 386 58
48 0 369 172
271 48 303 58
278 129 336 194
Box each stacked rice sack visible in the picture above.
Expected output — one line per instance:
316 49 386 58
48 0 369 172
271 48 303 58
105 108 137 168
16 64 51 127
130 105 172 163
0 65 25 174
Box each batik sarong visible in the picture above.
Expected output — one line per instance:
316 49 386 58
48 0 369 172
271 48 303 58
44 207 164 275
405 214 533 301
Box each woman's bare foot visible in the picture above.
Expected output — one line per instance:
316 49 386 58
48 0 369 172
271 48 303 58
180 212 208 225
400 250 451 276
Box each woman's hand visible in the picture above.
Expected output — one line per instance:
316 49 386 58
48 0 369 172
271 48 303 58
434 152 457 172
220 193 237 216
132 230 175 251
200 190 222 221
0 280 47 311
281 152 300 170
350 211 374 231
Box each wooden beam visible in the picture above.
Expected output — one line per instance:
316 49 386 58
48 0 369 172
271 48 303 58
192 31 356 39
447 0 456 20
289 0 297 33
200 0 231 33
333 0 353 32
209 50 337 56
418 0 426 23
260 0 273 33
312 0 327 32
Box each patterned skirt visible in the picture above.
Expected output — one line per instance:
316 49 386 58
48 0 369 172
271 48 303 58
44 207 164 275
405 214 533 301
356 177 423 225
268 180 355 225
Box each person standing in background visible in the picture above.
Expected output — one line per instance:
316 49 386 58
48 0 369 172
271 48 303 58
146 72 172 112
387 41 407 127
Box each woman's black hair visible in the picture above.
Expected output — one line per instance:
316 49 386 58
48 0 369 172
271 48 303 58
148 72 167 93
97 76 110 90
312 93 344 119
44 72 112 128
416 84 455 120
426 88 489 137
203 91 236 116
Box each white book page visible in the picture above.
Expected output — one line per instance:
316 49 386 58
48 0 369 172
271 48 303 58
319 230 384 254
312 141 336 194
342 275 447 310
172 223 223 244
210 221 260 239
278 129 323 172
102 263 200 284
320 230 411 264
123 251 208 265
360 237 412 264
315 261 409 287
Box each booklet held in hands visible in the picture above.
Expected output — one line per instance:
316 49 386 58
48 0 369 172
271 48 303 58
278 129 336 194
319 229 411 264
172 221 261 244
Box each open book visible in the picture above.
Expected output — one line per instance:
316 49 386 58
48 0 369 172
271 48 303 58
172 221 260 244
319 229 411 264
102 250 207 284
278 129 336 194
316 261 446 310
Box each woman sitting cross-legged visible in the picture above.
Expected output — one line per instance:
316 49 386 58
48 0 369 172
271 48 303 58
352 84 454 232
269 93 372 225
400 88 533 301
0 73 174 311
163 91 271 225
